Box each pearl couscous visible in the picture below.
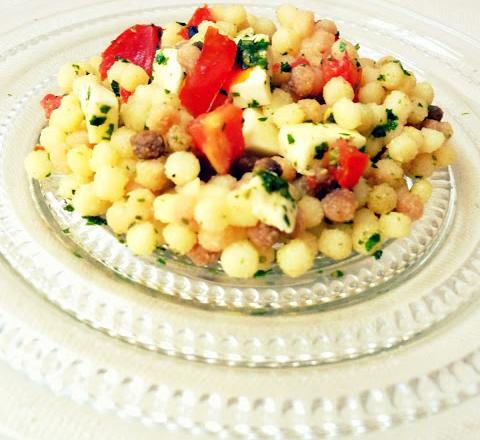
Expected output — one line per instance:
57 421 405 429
26 4 455 278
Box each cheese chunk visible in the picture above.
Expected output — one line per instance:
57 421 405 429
232 174 297 233
74 75 119 143
230 66 272 109
278 123 366 175
151 48 185 94
242 108 280 155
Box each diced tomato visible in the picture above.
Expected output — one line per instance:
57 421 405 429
40 93 63 119
290 56 310 69
99 24 161 80
120 88 133 103
188 102 245 174
332 139 369 189
322 52 362 95
179 5 215 39
180 27 237 117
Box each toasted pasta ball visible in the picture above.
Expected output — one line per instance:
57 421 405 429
107 61 149 93
66 145 93 179
411 179 433 203
272 27 301 55
153 193 182 223
110 127 136 158
163 222 197 255
354 207 378 228
93 166 129 202
57 174 86 199
407 153 435 178
263 88 294 116
298 195 324 229
126 222 157 256
160 22 183 48
297 99 325 123
277 5 314 38
212 5 246 25
408 98 428 124
300 30 335 66
432 143 455 168
367 183 397 214
66 130 89 148
332 98 362 130
358 81 386 105
383 91 412 123
402 126 424 149
361 66 381 85
295 231 318 257
126 188 155 222
220 240 259 278
331 39 358 62
49 95 84 133
226 191 258 227
353 177 371 207
194 197 229 232
373 159 404 186
323 77 354 106
316 19 337 35
277 239 315 277
252 17 276 37
378 61 406 90
412 82 434 105
353 225 382 256
318 228 352 260
24 150 53 180
165 124 192 152
135 159 168 191
164 151 200 186
72 183 110 216
39 126 67 152
272 103 305 127
106 200 134 234
396 187 424 220
387 132 419 163
209 174 237 190
58 62 89 93
420 127 445 153
198 226 246 252
90 142 120 171
379 212 412 238
365 136 385 158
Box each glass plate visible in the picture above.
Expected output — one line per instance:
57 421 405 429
1 0 480 435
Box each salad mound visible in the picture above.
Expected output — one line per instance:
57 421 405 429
25 4 455 279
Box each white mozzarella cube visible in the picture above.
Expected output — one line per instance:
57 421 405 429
152 48 185 94
230 66 272 109
242 108 280 156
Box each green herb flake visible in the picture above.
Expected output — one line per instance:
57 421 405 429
157 257 166 265
365 233 381 252
314 142 329 159
371 108 398 138
326 113 336 123
377 74 385 81
258 116 268 122
393 60 411 76
62 228 70 234
256 169 294 201
280 61 292 73
73 251 83 259
461 112 470 116
89 115 107 126
63 204 74 212
354 43 360 50
83 216 107 226
155 51 168 65
417 102 424 108
86 87 91 101
373 250 383 260
359 145 366 152
339 132 351 137
232 92 240 97
165 89 171 94
338 41 347 52
283 213 291 227
72 63 80 74
103 123 115 140
254 269 273 278
176 21 186 26
248 99 260 108
287 133 295 144
99 104 111 114
236 38 270 70
331 270 344 279
111 80 120 96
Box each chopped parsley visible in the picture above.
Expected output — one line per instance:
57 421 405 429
232 92 240 97
331 270 344 278
314 142 329 159
176 21 186 26
354 43 360 50
339 132 351 137
359 146 366 153
326 113 336 123
338 41 347 52
248 99 260 108
72 64 80 74
254 269 273 278
62 228 70 234
157 257 166 265
99 104 111 114
89 115 107 126
86 87 91 101
111 80 120 96
236 38 270 69
103 123 114 140
73 251 83 259
256 169 294 201
155 51 168 65
287 133 295 144
371 108 398 138
114 56 129 63
417 102 424 108
63 204 74 212
377 74 385 81
283 213 291 226
461 112 470 116
373 250 383 260
164 89 171 94
393 60 411 76
83 216 107 226
280 62 292 73
365 233 381 252
258 116 268 122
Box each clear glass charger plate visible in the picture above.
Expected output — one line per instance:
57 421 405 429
0 0 480 436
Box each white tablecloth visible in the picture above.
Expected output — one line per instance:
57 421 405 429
0 1 479 438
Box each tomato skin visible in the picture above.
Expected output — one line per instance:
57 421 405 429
179 5 215 39
332 139 369 189
322 52 362 95
40 93 63 119
188 102 245 174
180 27 237 117
120 88 133 103
99 24 161 80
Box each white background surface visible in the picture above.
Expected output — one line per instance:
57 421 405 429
0 1 479 439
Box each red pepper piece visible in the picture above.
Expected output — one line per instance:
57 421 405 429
179 5 215 39
322 52 362 96
40 93 63 119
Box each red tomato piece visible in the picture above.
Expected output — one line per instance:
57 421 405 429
120 88 133 103
99 24 161 80
322 52 362 95
290 56 310 69
180 27 237 117
188 102 245 174
179 5 215 39
332 139 369 189
40 93 63 119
